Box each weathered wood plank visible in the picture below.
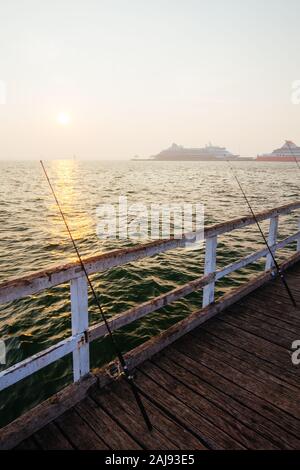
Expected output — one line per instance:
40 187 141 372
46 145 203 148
135 364 245 450
0 374 97 450
259 287 300 305
75 397 142 450
217 309 298 349
91 387 179 450
34 422 74 450
149 353 281 450
160 347 300 449
191 327 300 391
15 437 40 450
55 408 109 450
230 299 300 332
170 336 300 434
144 359 275 450
238 296 300 327
109 380 207 450
200 319 298 376
185 331 300 412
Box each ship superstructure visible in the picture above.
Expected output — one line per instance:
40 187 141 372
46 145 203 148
257 141 300 161
149 143 240 161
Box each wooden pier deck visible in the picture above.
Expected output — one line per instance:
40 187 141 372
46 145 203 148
13 262 300 450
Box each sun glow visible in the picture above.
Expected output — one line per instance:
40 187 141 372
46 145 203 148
57 112 71 126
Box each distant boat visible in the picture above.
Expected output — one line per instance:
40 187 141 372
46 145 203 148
133 143 251 161
256 141 300 161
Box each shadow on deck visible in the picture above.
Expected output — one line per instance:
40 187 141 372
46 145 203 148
11 263 300 449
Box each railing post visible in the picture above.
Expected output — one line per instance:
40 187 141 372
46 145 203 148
297 217 300 252
265 215 279 271
202 235 217 307
71 276 90 382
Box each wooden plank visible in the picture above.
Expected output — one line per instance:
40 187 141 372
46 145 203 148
199 319 298 375
1 201 299 305
135 364 245 450
238 296 300 328
15 437 39 450
143 359 274 450
75 397 142 450
149 352 284 450
71 276 90 381
258 286 300 305
217 309 298 350
191 327 300 391
197 322 300 390
170 335 300 433
34 422 74 450
264 277 300 299
184 331 300 411
91 386 179 450
159 347 300 449
0 373 97 450
236 296 300 331
231 302 300 334
285 270 300 283
228 295 300 332
109 379 207 450
55 408 109 450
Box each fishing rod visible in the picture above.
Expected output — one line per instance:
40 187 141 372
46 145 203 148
226 159 297 308
40 160 153 431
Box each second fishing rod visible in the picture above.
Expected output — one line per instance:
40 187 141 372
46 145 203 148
40 160 153 432
226 160 297 308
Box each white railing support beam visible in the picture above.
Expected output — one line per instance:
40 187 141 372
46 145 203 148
71 276 90 382
202 235 217 307
265 215 279 270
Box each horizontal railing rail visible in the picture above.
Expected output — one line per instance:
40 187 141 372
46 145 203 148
0 201 300 393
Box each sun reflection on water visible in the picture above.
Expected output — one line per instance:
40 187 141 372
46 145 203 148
45 159 95 254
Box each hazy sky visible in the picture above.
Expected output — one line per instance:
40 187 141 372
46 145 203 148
0 0 300 160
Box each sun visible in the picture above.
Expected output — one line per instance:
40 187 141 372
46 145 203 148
57 112 71 126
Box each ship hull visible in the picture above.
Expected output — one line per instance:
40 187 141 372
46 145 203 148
256 156 300 162
133 156 252 161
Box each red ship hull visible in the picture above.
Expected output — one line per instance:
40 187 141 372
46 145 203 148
256 156 300 162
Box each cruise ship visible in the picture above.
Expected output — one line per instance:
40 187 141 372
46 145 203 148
136 143 250 161
256 140 300 161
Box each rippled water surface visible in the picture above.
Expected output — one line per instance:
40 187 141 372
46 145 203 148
0 160 299 426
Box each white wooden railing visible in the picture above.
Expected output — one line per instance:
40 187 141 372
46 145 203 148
0 201 300 393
